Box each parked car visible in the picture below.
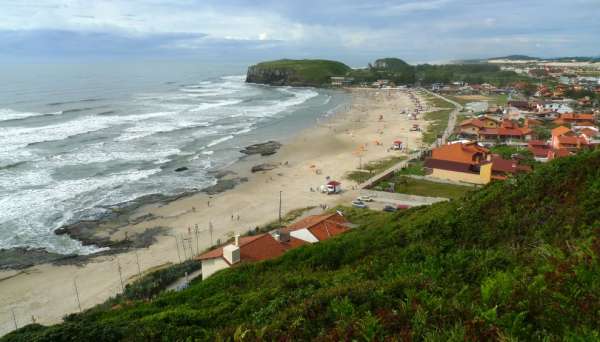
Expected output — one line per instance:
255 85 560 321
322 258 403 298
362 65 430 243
352 200 368 209
383 205 397 212
396 204 411 210
356 195 373 202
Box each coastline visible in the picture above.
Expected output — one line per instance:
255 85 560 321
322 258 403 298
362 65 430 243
0 87 427 335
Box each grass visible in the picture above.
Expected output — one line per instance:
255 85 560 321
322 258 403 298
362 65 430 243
345 156 407 183
375 176 473 199
422 109 452 144
252 59 351 86
395 160 426 176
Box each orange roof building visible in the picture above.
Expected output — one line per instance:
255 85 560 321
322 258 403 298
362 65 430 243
551 125 591 152
197 213 349 279
554 113 595 125
282 212 349 243
425 142 493 185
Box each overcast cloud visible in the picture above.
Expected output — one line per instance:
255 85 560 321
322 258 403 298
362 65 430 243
1 0 598 64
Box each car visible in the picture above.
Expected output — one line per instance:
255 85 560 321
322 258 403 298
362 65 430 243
356 195 373 202
396 204 411 210
383 205 397 212
352 200 368 209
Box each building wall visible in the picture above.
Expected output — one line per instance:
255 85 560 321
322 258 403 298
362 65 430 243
430 163 491 185
201 258 230 279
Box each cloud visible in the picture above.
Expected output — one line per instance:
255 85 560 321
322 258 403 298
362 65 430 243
0 0 597 63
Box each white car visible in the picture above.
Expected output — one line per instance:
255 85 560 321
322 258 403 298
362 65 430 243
357 196 374 202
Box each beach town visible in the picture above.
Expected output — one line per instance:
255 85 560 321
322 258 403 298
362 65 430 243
2 59 600 336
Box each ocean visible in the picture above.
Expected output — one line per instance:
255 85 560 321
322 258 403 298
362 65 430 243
0 60 350 255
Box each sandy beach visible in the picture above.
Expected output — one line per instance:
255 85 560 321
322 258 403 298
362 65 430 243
0 87 429 334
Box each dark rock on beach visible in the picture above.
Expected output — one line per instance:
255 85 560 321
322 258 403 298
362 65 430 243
174 167 189 172
251 163 278 173
240 141 282 156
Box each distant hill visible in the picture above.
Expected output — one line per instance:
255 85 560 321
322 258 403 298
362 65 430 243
5 149 600 340
245 59 351 87
489 54 540 61
371 58 412 71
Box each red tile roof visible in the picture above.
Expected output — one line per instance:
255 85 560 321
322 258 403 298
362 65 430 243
430 142 489 164
491 156 532 174
479 128 532 137
557 135 589 146
283 213 349 241
197 233 306 263
551 126 572 137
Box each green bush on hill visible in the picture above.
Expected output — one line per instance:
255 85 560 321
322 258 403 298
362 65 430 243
246 59 351 87
4 151 600 341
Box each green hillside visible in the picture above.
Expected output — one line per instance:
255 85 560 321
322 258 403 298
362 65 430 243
5 151 600 341
245 59 351 87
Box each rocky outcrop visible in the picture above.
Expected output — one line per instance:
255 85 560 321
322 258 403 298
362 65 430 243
246 65 296 86
245 59 351 87
240 141 282 156
251 163 278 173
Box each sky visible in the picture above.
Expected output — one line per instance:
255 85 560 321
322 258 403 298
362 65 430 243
1 0 599 65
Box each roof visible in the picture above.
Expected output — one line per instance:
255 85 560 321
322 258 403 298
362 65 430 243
557 135 589 146
528 140 549 147
430 142 489 164
491 156 532 174
580 128 599 137
529 146 551 158
559 113 594 121
479 128 532 137
551 126 572 137
282 213 349 242
197 233 306 263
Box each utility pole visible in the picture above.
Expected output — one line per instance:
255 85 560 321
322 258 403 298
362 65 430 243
209 221 214 246
194 224 199 256
73 278 82 312
10 308 17 330
135 250 141 279
181 235 188 260
278 190 282 224
116 257 124 293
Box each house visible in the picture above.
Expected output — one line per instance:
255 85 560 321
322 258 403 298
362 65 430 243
478 120 533 142
458 116 501 135
197 213 351 279
424 142 493 184
507 101 531 112
197 233 307 279
553 113 595 126
536 101 574 114
528 140 552 162
281 212 349 243
551 126 590 151
490 155 532 180
330 77 354 87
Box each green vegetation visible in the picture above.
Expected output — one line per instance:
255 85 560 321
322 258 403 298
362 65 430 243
416 64 529 86
5 151 600 341
345 156 407 183
395 160 426 176
247 57 531 88
422 109 452 144
374 176 473 199
246 59 351 87
489 145 537 167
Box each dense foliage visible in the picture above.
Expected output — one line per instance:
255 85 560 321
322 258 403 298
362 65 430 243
5 151 600 341
247 59 351 87
415 64 529 86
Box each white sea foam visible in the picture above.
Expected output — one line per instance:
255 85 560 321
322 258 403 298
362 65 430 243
0 108 62 122
207 135 234 147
